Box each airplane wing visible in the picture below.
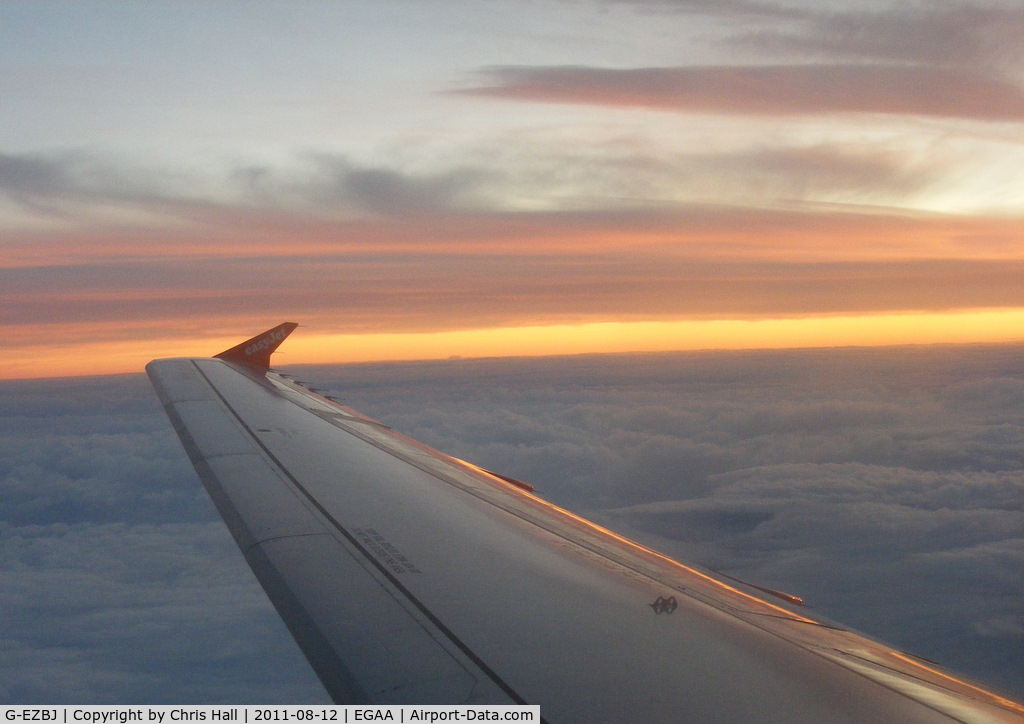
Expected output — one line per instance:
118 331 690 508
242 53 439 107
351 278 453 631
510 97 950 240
147 323 1024 723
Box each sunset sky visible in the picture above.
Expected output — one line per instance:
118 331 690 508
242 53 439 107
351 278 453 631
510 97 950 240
4 0 1024 378
3 1 1022 706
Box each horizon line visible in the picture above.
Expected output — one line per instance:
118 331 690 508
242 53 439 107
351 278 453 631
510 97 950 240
3 308 1024 382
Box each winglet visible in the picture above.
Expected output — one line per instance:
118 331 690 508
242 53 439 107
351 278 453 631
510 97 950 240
214 322 299 369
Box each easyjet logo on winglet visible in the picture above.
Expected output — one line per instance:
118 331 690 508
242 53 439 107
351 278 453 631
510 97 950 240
245 328 289 357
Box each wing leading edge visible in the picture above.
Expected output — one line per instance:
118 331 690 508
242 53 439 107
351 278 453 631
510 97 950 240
147 324 1024 723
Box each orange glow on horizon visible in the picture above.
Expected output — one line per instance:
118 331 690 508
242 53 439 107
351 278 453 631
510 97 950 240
4 308 1024 381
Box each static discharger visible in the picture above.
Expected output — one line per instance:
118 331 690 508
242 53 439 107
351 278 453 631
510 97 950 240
710 568 805 607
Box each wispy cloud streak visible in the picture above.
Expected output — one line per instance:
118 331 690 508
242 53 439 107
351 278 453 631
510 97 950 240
458 64 1024 121
730 2 1024 70
2 148 1024 352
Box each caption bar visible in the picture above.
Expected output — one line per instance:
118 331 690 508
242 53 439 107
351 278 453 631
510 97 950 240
2 707 538 724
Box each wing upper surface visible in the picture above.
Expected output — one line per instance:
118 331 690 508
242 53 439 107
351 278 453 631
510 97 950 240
147 326 1024 723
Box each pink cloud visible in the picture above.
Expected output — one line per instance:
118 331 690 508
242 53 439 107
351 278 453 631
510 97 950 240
458 64 1024 121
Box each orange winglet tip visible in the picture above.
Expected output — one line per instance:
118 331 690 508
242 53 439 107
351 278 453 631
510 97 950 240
215 322 299 369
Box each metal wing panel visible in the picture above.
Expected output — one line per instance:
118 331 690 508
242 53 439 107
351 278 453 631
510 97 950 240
245 534 491 704
148 347 1024 723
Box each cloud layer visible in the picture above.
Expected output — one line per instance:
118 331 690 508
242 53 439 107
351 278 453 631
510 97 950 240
457 2 1024 121
0 375 326 703
2 343 1022 701
3 148 1023 358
